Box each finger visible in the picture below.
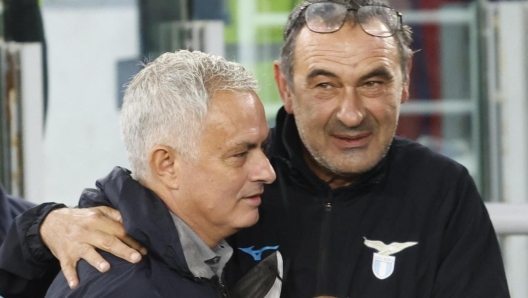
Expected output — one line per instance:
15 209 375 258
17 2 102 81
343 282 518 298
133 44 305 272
78 244 111 273
120 234 148 255
93 231 143 264
60 259 80 289
91 212 147 256
95 206 123 223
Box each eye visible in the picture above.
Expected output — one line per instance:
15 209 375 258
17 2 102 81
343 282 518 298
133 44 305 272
312 82 339 100
261 145 267 153
316 82 334 89
233 151 248 158
358 80 387 98
261 142 270 153
364 80 383 88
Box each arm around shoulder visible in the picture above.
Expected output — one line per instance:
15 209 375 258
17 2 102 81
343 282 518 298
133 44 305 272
0 202 66 298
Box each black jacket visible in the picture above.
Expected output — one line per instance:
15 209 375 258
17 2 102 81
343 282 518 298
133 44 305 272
0 108 510 298
225 108 509 297
45 167 229 298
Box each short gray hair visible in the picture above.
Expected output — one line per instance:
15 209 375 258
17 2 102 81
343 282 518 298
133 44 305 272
280 0 413 89
121 50 259 181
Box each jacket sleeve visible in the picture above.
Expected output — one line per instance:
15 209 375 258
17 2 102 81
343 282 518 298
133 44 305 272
0 185 114 298
432 168 510 298
0 202 66 298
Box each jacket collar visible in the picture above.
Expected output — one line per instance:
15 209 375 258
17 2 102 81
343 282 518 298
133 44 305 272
271 107 388 193
82 167 192 276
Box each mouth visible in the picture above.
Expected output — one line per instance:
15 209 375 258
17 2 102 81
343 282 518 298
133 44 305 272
331 132 371 148
242 192 263 207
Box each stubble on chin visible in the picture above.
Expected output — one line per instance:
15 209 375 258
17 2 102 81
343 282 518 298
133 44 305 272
298 126 395 179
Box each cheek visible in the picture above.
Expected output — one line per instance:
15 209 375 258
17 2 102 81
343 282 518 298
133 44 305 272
367 94 400 122
294 95 335 126
210 172 248 199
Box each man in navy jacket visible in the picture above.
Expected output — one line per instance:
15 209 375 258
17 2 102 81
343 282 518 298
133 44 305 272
8 50 277 298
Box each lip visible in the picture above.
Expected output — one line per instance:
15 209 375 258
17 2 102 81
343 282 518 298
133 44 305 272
242 195 262 207
331 132 371 148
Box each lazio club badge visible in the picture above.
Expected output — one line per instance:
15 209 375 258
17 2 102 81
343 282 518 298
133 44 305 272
364 237 418 280
372 253 395 279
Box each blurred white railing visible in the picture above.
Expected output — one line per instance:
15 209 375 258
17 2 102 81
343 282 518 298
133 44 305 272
486 203 528 235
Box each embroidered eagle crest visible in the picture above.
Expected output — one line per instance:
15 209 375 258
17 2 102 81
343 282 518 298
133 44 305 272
363 237 418 280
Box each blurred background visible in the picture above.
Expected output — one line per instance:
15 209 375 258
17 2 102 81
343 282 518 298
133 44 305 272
0 0 527 296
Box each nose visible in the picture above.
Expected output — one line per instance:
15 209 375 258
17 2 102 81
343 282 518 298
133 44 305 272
335 89 365 127
251 151 276 184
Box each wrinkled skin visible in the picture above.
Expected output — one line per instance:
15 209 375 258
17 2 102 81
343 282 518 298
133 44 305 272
275 22 410 188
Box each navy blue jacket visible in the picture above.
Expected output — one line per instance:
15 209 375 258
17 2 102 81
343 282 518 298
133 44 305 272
0 184 34 245
45 167 228 298
0 185 62 298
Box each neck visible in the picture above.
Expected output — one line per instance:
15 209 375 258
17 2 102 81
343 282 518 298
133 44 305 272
170 208 231 248
142 179 227 248
302 147 359 189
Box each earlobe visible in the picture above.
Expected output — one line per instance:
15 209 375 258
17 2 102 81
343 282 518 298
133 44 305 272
401 82 410 104
273 61 294 114
401 58 413 104
149 145 180 190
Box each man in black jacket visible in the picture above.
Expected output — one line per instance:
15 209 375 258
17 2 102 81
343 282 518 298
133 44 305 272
0 0 510 297
223 1 508 296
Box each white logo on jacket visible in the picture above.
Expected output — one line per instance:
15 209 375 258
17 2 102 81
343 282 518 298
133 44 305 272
364 238 418 280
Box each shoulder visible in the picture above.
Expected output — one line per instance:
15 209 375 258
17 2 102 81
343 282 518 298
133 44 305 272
386 137 479 208
46 252 161 298
389 136 469 178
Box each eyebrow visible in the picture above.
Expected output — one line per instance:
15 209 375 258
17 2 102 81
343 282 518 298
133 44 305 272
306 69 339 81
358 66 393 82
233 129 272 150
306 67 394 83
262 130 272 150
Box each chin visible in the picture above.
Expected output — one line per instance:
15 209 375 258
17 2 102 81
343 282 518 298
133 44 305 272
237 210 260 228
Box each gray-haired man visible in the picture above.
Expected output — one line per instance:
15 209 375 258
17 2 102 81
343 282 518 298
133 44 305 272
43 50 276 297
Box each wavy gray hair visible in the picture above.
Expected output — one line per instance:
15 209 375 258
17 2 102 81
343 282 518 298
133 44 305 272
121 50 259 181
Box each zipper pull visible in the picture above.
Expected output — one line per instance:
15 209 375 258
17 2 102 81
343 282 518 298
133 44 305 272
325 202 332 211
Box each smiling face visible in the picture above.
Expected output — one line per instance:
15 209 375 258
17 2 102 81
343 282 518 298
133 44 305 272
175 90 276 240
276 21 410 187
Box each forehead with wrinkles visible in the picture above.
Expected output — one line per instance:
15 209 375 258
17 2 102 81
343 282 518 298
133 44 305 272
293 24 400 80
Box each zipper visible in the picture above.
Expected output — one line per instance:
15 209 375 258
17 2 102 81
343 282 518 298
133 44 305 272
316 195 333 294
218 272 228 298
207 273 228 298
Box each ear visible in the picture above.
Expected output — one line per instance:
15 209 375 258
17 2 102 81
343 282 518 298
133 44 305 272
401 57 413 104
149 145 180 190
273 61 294 114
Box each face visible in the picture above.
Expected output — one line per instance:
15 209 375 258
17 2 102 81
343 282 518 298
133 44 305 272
276 21 409 184
176 90 276 234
